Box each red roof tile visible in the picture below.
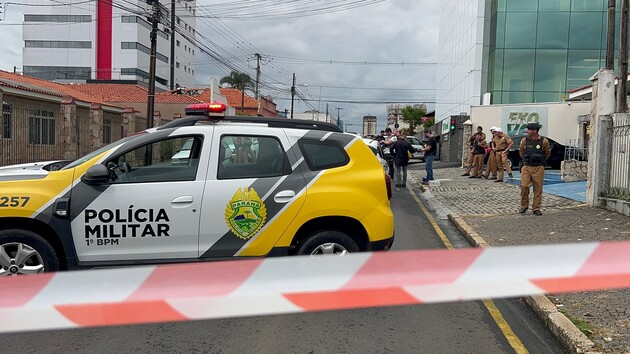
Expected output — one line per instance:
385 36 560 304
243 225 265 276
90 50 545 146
219 88 259 109
68 83 204 104
0 70 121 108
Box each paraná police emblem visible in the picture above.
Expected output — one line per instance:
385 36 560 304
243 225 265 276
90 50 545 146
225 187 267 240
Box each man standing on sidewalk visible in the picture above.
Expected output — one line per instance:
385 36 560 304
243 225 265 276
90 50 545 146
483 127 499 179
493 128 514 182
519 122 551 215
421 129 437 185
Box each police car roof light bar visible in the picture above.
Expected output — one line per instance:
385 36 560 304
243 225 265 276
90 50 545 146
184 102 227 116
157 115 342 132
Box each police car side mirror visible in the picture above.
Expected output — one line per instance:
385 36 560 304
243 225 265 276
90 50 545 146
82 164 110 185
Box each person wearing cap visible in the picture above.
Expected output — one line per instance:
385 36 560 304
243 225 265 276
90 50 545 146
462 126 486 176
518 122 551 216
483 127 499 179
493 127 514 182
469 133 488 178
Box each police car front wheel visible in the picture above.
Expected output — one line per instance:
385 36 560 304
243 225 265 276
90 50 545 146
297 231 359 256
0 229 59 276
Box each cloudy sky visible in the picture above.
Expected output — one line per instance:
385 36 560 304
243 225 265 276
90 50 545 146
0 0 440 130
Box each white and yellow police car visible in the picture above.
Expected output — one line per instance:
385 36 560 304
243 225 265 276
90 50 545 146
0 103 394 275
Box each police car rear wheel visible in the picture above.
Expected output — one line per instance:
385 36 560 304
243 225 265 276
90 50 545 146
0 229 59 276
297 231 359 256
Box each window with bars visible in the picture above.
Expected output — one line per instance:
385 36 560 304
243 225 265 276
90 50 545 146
2 102 11 139
103 115 112 144
29 109 55 145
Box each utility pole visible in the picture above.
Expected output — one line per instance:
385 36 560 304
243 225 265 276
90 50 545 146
335 107 343 125
618 0 629 112
254 53 261 99
146 0 161 128
290 73 296 119
606 0 616 70
169 0 175 90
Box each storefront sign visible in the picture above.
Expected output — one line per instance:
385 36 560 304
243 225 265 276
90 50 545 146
501 107 548 137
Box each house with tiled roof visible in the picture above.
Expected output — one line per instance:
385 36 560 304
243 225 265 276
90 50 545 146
0 70 129 166
184 86 278 118
68 83 205 127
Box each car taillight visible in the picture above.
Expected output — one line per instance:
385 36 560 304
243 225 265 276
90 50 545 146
385 174 392 200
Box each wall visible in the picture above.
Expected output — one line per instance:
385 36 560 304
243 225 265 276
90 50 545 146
469 101 590 144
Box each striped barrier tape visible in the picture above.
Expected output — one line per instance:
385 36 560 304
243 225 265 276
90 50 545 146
1 240 630 334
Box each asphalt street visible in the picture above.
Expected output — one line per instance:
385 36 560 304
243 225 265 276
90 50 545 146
0 173 567 353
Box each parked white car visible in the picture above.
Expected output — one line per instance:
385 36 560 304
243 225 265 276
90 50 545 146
0 160 70 172
406 136 426 162
362 138 389 175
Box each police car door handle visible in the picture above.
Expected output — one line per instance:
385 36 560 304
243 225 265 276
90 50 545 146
171 196 194 204
273 190 296 203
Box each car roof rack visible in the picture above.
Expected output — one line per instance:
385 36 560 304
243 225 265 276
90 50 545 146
157 116 342 132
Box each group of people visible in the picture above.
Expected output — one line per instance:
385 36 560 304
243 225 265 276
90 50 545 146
462 123 551 215
377 128 437 188
462 126 514 181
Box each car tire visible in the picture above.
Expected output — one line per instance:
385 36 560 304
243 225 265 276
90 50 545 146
296 230 359 256
0 229 59 276
507 157 516 169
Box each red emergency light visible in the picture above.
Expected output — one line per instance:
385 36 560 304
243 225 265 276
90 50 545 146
185 102 227 116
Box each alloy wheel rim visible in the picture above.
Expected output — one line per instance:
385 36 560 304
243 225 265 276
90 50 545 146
310 242 348 255
0 243 45 276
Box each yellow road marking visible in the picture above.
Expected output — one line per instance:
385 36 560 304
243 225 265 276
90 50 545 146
482 299 529 354
407 186 453 250
407 185 529 354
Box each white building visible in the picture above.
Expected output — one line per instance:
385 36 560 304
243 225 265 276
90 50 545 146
386 103 427 131
436 0 485 124
22 0 196 89
292 110 338 126
362 115 377 136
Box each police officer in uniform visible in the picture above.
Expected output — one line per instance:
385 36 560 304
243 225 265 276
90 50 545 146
483 127 499 179
518 122 551 216
493 128 514 182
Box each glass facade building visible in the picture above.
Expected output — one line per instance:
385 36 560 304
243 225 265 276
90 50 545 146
486 0 626 104
437 0 627 121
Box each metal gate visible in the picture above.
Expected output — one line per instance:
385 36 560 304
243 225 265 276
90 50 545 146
608 114 630 200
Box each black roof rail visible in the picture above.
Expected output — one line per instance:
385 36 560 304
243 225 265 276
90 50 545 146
157 115 342 132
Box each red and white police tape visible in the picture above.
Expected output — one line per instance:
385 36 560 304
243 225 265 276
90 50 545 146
2 240 630 333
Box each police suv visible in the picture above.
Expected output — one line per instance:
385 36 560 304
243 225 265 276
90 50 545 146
0 102 394 275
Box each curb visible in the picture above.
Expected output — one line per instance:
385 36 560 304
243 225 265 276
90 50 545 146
417 183 600 354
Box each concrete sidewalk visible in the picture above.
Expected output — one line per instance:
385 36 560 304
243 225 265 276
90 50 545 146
409 167 630 353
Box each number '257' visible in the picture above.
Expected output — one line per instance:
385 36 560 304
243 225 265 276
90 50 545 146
0 196 30 207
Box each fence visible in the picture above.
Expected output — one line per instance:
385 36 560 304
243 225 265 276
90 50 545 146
607 114 630 200
1 98 127 167
564 139 589 161
1 105 65 166
76 107 92 158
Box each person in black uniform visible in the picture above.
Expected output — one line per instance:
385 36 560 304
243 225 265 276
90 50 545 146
390 133 415 188
519 122 551 216
421 130 438 185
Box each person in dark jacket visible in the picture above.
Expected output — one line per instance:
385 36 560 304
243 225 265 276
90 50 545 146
390 133 416 188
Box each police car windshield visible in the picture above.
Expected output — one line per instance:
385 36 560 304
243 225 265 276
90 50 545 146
62 135 140 170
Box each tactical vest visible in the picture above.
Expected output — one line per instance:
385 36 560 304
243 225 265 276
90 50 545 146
524 137 545 166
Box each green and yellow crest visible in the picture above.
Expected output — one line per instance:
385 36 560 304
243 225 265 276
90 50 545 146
225 187 267 240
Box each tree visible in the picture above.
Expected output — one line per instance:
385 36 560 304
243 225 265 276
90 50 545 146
219 71 254 115
401 105 427 134
422 117 435 129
